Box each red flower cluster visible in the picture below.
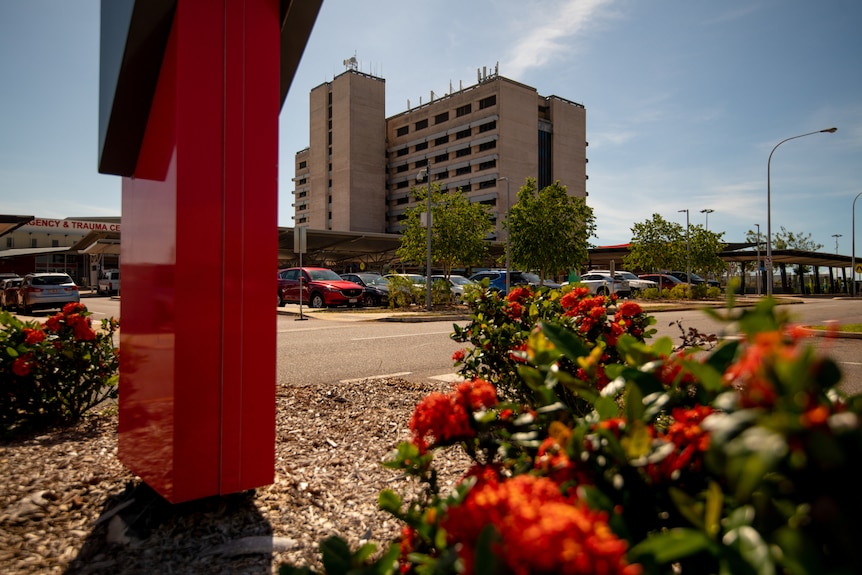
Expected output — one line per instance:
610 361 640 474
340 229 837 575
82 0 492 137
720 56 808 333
443 473 641 575
723 329 805 408
44 302 97 342
12 353 35 377
409 378 498 452
23 327 46 345
646 405 714 483
505 286 532 321
452 348 466 363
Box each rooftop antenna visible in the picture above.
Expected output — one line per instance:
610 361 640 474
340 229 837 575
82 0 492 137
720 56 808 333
343 54 358 71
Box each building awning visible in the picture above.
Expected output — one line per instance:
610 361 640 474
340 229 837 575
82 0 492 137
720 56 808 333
0 246 71 258
67 231 122 255
0 215 35 238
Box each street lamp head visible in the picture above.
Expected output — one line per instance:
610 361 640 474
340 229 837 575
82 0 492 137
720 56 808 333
416 169 428 182
821 127 838 133
700 208 714 214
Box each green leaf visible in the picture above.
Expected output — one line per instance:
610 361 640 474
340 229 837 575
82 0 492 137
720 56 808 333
378 490 402 516
319 536 353 575
474 524 504 575
538 320 589 360
6 346 19 358
630 528 717 564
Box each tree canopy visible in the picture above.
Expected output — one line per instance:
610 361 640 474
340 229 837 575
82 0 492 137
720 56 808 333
625 213 726 275
507 178 596 281
396 184 493 278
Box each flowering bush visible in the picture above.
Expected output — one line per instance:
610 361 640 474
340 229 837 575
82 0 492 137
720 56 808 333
282 291 862 575
1 303 119 436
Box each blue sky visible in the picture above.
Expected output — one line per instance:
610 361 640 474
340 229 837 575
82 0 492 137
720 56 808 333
2 0 861 258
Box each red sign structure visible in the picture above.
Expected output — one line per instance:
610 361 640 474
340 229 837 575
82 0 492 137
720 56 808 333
99 0 322 503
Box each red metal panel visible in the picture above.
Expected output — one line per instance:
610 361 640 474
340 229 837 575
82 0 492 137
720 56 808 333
118 0 278 503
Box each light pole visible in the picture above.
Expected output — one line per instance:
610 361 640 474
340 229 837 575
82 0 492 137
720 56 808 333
417 166 432 310
679 209 690 285
497 176 511 294
853 191 862 297
755 223 761 296
700 208 714 232
832 233 842 254
766 127 837 296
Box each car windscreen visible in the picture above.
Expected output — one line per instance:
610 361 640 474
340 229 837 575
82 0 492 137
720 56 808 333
31 275 73 286
308 269 342 281
449 276 473 285
365 276 388 286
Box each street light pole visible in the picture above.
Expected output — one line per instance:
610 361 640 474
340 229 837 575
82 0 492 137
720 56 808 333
755 223 761 296
497 176 511 294
766 127 837 296
853 191 862 297
832 234 842 254
700 208 714 232
418 166 432 310
679 209 690 286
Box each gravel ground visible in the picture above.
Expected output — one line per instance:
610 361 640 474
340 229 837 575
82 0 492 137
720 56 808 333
0 377 470 575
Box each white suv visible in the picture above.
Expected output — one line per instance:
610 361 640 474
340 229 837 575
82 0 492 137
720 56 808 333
588 270 656 294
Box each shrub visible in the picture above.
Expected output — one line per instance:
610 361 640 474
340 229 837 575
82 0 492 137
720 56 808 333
668 283 691 300
386 275 423 309
1 303 119 437
431 279 452 305
282 292 862 575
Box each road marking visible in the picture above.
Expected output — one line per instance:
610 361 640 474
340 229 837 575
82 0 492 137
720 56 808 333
429 373 464 383
841 362 862 366
340 372 412 384
350 331 452 341
277 325 354 334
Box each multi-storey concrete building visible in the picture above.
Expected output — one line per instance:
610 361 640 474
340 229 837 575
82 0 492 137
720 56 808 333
292 66 587 241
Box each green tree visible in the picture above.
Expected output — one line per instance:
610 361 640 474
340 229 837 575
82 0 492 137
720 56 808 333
687 224 727 278
507 178 596 282
624 214 686 272
396 184 493 279
773 226 823 293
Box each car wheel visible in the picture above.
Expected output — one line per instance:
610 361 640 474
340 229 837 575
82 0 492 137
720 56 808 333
597 287 609 296
277 292 284 307
310 293 325 309
362 293 376 307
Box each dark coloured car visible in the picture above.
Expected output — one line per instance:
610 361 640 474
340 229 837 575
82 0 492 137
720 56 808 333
278 267 365 308
468 270 561 295
638 273 684 291
669 271 720 288
1 277 23 310
16 273 80 314
340 272 390 307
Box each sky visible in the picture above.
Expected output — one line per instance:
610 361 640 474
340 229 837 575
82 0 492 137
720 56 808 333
1 0 861 258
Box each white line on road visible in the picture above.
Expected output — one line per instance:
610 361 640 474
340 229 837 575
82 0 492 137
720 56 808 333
429 373 464 383
340 372 413 384
350 331 453 341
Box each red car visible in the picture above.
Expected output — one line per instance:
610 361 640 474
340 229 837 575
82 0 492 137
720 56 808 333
638 273 683 291
277 267 365 308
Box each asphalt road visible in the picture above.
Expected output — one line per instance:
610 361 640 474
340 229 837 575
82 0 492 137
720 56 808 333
19 294 862 395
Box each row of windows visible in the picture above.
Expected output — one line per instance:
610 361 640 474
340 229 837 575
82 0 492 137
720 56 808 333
5 237 61 248
393 95 497 137
391 121 497 159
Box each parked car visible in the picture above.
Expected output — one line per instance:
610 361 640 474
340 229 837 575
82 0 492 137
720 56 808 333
577 272 632 297
430 274 475 302
638 273 684 291
340 272 390 307
585 270 657 294
97 269 121 295
16 272 80 314
669 271 720 288
468 270 561 295
277 267 365 308
1 277 23 310
384 273 426 287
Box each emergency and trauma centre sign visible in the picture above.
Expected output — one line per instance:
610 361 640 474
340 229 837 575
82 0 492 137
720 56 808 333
24 218 121 232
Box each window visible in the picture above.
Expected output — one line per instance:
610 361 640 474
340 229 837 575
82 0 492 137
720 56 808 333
435 111 449 124
461 183 471 192
298 161 307 169
5 237 12 248
396 196 409 205
455 147 470 158
479 95 496 109
456 128 471 140
435 135 449 146
456 166 471 176
31 238 37 248
479 179 496 190
396 125 409 136
397 164 409 173
479 120 496 133
298 178 307 185
437 170 449 179
415 141 428 151
397 180 409 189
478 160 496 170
297 217 307 224
478 140 497 152
435 153 449 163
456 104 471 117
298 191 307 198
415 159 428 168
297 204 307 211
415 119 428 130
396 147 408 157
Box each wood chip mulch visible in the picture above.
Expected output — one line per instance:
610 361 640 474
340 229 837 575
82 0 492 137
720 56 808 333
0 377 470 574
